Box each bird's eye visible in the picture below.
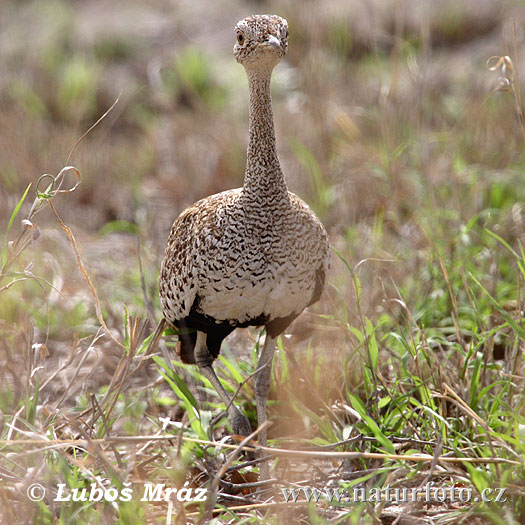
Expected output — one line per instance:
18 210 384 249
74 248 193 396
237 33 245 44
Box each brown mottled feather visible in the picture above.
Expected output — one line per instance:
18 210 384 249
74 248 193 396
159 15 330 364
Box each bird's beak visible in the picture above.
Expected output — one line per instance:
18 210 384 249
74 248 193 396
264 34 282 50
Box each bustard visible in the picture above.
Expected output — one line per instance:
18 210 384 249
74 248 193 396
159 14 330 474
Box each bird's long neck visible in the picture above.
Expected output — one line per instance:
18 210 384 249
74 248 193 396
242 69 288 201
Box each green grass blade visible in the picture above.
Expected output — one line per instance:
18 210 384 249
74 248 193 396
485 229 525 277
2 183 31 269
470 273 525 339
365 317 378 371
153 355 199 411
348 393 395 453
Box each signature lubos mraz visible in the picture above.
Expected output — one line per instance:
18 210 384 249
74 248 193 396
54 482 207 502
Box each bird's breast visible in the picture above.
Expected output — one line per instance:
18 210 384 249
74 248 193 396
195 221 318 323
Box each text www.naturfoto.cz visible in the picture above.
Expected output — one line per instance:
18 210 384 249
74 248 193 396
281 483 507 504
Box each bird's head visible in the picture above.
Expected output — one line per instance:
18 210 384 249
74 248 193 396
233 14 288 71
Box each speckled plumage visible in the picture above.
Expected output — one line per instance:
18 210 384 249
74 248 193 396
159 17 329 470
159 14 330 363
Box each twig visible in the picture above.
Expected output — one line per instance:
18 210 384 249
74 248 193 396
209 357 275 430
137 237 156 327
226 455 273 472
66 93 122 165
200 420 272 524
219 477 276 490
189 500 311 518
390 435 445 525
65 419 122 483
50 330 105 414
145 319 170 364
441 383 518 463
1 435 521 466
48 201 123 349
90 394 125 471
319 434 453 452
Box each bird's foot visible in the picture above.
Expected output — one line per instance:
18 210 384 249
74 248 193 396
231 412 255 460
231 411 252 437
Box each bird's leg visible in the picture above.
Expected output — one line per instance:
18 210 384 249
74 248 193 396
254 334 276 479
193 330 252 437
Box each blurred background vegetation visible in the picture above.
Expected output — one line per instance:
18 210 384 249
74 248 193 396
1 0 524 523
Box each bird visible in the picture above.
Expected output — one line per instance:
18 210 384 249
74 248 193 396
159 14 330 477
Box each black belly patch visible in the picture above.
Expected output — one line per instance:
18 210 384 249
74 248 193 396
167 295 298 364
